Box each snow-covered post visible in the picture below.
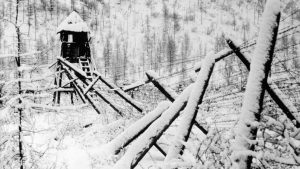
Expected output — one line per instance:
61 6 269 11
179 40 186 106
164 55 215 163
231 0 281 168
226 38 300 128
194 49 233 72
112 84 194 169
105 101 171 155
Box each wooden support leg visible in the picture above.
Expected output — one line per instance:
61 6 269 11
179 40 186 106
63 68 101 114
52 73 57 104
70 91 74 105
57 63 63 105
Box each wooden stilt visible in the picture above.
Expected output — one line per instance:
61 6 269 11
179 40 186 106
63 68 101 114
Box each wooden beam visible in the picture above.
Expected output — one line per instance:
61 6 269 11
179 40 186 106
63 68 101 114
57 56 87 79
145 71 208 134
93 71 143 113
146 71 175 102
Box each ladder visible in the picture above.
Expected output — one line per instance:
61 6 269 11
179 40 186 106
79 57 93 80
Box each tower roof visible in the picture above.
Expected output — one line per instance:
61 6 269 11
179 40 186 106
57 11 90 33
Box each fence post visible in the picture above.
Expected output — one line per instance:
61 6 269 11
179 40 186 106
231 0 281 168
226 39 300 128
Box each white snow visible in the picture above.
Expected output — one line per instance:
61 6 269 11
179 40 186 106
57 11 90 33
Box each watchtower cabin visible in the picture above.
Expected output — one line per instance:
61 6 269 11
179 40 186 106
57 11 93 79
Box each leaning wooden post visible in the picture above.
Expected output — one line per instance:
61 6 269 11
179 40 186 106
146 71 177 102
165 55 215 163
231 0 280 168
226 39 300 128
146 70 208 134
112 84 194 169
94 71 144 113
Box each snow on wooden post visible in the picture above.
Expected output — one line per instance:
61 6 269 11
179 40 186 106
194 49 233 72
93 71 144 113
165 55 215 162
231 0 281 168
226 38 300 128
112 84 194 169
105 101 171 155
146 70 208 134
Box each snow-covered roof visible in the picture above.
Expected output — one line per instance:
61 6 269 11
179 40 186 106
57 11 90 33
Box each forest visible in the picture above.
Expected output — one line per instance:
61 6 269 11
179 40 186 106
0 0 300 168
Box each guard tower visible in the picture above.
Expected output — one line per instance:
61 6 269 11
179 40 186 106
57 11 93 78
52 12 142 115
